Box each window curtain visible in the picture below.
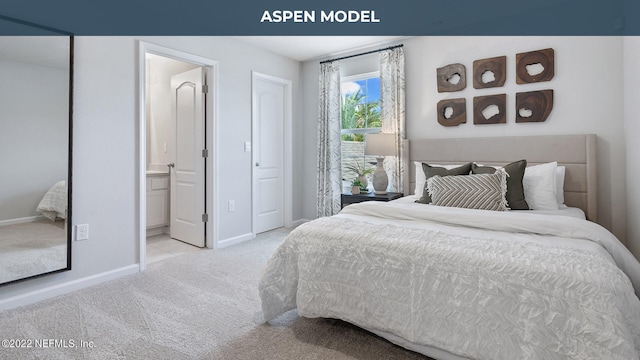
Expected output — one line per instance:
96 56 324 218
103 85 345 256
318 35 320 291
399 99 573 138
316 61 342 217
379 47 406 194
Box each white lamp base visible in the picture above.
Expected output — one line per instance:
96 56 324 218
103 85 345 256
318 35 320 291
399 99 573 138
372 156 388 194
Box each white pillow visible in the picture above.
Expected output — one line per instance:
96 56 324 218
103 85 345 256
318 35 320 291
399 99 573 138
523 162 558 210
415 161 426 197
414 161 464 197
556 165 566 206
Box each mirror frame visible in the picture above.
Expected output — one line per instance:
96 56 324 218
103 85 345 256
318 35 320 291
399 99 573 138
0 15 73 286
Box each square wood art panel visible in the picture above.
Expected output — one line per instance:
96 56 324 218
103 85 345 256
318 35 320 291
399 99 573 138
516 48 555 84
473 94 506 124
516 90 554 123
473 56 506 89
437 98 466 126
436 63 466 92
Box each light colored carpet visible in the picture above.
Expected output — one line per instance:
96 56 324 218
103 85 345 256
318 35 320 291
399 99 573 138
0 227 431 360
0 219 67 284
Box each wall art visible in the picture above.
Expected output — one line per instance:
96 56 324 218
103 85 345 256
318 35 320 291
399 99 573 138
437 98 466 127
516 48 554 84
515 90 553 123
436 63 466 92
473 56 506 89
473 94 506 125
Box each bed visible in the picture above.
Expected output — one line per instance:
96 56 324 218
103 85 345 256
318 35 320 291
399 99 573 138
36 180 67 221
259 135 640 359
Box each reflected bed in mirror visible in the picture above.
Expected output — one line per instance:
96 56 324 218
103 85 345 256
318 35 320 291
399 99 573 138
0 15 73 286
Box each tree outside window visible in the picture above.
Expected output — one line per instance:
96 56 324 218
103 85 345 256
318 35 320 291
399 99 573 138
340 72 381 190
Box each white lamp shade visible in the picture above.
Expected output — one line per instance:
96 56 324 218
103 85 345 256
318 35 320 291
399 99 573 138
365 133 396 156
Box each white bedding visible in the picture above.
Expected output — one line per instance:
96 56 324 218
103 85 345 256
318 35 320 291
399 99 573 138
36 181 67 221
393 195 587 219
259 199 640 359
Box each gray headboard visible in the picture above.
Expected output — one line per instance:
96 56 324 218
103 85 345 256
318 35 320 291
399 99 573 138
405 134 597 222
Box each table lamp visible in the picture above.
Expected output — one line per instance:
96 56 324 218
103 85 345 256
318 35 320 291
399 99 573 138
364 133 396 194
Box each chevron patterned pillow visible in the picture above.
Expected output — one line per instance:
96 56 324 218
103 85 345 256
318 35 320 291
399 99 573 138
427 170 509 211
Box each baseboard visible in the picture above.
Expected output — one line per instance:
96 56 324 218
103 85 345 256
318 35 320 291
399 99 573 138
291 218 310 227
0 264 139 312
146 227 168 237
217 232 253 249
0 215 46 227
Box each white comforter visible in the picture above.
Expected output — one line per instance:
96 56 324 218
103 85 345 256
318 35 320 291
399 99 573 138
259 200 640 360
36 181 67 221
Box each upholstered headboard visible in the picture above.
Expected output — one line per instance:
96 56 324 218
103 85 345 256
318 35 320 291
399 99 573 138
405 134 597 222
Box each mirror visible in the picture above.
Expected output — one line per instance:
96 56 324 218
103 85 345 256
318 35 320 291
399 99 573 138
0 16 73 286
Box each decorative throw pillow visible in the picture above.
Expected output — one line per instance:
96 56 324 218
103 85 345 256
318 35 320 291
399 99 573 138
416 162 472 204
472 160 529 210
414 162 465 198
427 171 508 211
523 162 559 210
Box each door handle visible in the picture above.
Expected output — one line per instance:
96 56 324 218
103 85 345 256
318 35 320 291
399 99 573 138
167 162 175 168
255 162 259 167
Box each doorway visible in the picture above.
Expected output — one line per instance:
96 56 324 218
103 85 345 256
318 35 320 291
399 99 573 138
138 42 218 271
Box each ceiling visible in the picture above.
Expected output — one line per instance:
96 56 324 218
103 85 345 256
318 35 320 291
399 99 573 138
232 36 409 62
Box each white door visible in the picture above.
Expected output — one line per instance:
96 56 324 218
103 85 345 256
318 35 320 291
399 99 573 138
170 68 205 247
253 75 285 234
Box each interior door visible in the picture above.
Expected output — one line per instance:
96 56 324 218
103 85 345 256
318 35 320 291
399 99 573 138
253 76 285 234
170 68 205 247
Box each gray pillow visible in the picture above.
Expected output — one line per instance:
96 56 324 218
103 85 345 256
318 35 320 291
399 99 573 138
427 172 508 211
415 162 472 204
472 160 529 210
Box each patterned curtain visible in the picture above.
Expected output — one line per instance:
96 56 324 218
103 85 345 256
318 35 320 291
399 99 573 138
316 61 342 217
380 47 406 194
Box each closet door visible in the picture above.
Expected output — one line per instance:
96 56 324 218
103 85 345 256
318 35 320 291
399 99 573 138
252 73 286 234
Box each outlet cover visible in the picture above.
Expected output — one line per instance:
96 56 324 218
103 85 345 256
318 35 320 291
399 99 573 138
76 224 89 241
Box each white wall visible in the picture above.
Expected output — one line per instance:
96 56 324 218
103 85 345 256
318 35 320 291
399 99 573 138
302 36 633 254
624 37 640 258
0 36 303 308
0 60 68 221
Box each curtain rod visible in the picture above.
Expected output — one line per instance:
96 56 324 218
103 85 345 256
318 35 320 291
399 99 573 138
319 44 403 64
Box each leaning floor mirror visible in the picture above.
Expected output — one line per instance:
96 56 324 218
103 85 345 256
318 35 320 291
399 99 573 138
0 16 73 285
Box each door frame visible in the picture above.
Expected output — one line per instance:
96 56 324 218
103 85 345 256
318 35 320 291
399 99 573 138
138 41 219 271
251 71 293 236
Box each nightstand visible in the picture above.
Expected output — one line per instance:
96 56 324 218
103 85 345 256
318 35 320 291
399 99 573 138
341 192 403 209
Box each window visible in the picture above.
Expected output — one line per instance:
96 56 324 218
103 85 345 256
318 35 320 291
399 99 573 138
340 72 381 189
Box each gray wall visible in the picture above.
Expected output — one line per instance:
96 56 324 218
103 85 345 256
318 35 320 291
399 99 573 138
624 37 640 258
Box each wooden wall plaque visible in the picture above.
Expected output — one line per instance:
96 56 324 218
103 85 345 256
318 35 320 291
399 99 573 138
516 90 553 123
437 98 466 127
436 63 466 92
473 94 506 125
516 48 555 84
473 56 506 89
